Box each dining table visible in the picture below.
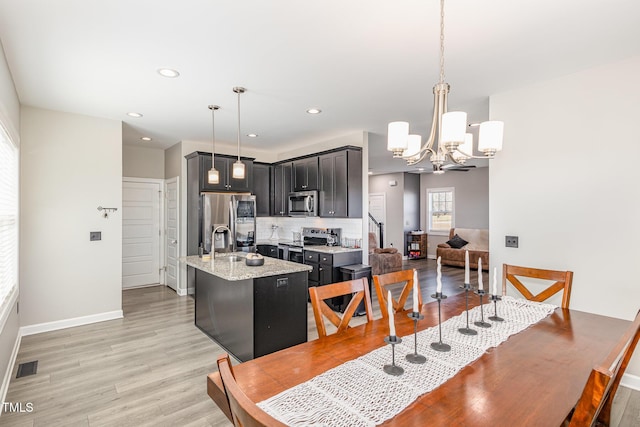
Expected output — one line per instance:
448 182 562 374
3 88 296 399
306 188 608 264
207 291 630 426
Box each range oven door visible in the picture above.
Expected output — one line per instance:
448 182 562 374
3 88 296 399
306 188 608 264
288 191 317 217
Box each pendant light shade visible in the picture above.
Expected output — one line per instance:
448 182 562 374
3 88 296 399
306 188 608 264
232 160 245 179
208 105 220 184
232 86 246 180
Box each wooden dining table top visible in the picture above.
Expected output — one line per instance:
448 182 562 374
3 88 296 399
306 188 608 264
207 292 630 426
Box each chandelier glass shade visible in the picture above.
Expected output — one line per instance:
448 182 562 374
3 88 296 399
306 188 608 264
387 0 504 171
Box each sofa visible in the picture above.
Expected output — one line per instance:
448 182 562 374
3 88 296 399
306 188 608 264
368 232 403 276
436 228 489 271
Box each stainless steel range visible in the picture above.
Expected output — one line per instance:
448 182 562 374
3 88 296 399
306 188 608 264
277 227 342 263
302 227 342 247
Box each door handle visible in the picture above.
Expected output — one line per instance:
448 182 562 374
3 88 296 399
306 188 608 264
171 239 177 244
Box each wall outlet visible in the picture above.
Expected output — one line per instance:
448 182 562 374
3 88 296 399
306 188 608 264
505 235 518 248
90 231 102 241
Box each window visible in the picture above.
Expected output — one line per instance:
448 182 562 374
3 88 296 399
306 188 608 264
427 187 454 234
0 123 18 328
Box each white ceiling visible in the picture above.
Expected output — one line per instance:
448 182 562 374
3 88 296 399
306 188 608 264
1 0 639 173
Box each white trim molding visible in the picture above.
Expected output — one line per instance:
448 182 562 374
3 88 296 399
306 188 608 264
621 373 640 392
20 310 123 337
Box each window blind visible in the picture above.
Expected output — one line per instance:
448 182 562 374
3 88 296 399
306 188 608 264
0 123 18 327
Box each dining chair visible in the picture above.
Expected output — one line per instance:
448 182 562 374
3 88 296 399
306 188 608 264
502 264 574 308
309 278 374 338
216 353 287 427
373 269 421 319
567 309 640 426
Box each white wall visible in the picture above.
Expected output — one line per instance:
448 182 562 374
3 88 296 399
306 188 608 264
123 144 165 179
0 38 21 404
20 106 123 328
489 55 640 378
420 167 489 257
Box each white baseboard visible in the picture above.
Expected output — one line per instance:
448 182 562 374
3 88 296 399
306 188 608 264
177 288 187 296
621 373 640 391
20 310 123 337
0 330 21 408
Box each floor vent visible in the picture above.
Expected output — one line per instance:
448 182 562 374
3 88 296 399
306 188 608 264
16 361 38 378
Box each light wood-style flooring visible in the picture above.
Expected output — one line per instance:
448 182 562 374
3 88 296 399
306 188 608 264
2 259 639 426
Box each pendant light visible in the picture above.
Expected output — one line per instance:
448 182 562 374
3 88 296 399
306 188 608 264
232 86 246 179
207 105 220 184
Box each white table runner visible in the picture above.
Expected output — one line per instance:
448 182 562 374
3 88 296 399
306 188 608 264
257 297 556 427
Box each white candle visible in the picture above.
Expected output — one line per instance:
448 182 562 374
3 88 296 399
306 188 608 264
464 250 470 284
412 269 419 313
478 258 483 291
492 267 498 296
387 290 396 337
436 256 443 293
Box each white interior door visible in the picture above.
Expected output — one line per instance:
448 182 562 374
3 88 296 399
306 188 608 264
164 177 179 291
122 180 161 288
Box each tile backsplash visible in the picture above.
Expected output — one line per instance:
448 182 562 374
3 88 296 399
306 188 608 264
256 217 363 243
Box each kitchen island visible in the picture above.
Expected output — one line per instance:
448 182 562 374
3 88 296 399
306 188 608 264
183 254 312 362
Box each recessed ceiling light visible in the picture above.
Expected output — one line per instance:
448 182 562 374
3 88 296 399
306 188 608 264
141 137 152 141
247 133 258 138
368 171 373 175
157 68 180 78
306 108 322 114
127 112 143 118
417 167 425 171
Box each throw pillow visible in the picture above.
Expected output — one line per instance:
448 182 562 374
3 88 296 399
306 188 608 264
446 234 469 249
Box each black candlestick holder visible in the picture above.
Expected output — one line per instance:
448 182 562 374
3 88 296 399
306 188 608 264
458 282 477 336
406 312 426 364
430 292 451 352
383 336 404 375
474 289 491 328
488 294 504 322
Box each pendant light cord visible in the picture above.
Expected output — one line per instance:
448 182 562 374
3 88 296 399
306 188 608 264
236 90 241 161
211 107 216 160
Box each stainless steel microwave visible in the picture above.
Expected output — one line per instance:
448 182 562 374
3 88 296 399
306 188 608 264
288 191 318 217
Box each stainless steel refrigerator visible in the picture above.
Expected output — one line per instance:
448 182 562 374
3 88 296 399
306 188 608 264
201 193 256 254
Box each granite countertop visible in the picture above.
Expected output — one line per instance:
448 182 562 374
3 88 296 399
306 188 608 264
182 254 311 281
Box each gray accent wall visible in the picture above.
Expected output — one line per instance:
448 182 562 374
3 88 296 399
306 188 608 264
420 167 489 257
403 173 421 254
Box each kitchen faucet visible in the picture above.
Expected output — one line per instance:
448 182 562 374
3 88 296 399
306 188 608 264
212 225 233 258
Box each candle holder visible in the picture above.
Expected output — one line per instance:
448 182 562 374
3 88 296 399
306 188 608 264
474 289 491 328
406 312 426 364
488 294 504 322
383 336 404 375
430 292 451 352
458 282 477 336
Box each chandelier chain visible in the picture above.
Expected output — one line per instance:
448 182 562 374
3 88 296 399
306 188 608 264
439 0 445 84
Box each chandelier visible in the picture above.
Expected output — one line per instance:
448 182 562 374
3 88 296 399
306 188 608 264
387 0 504 174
